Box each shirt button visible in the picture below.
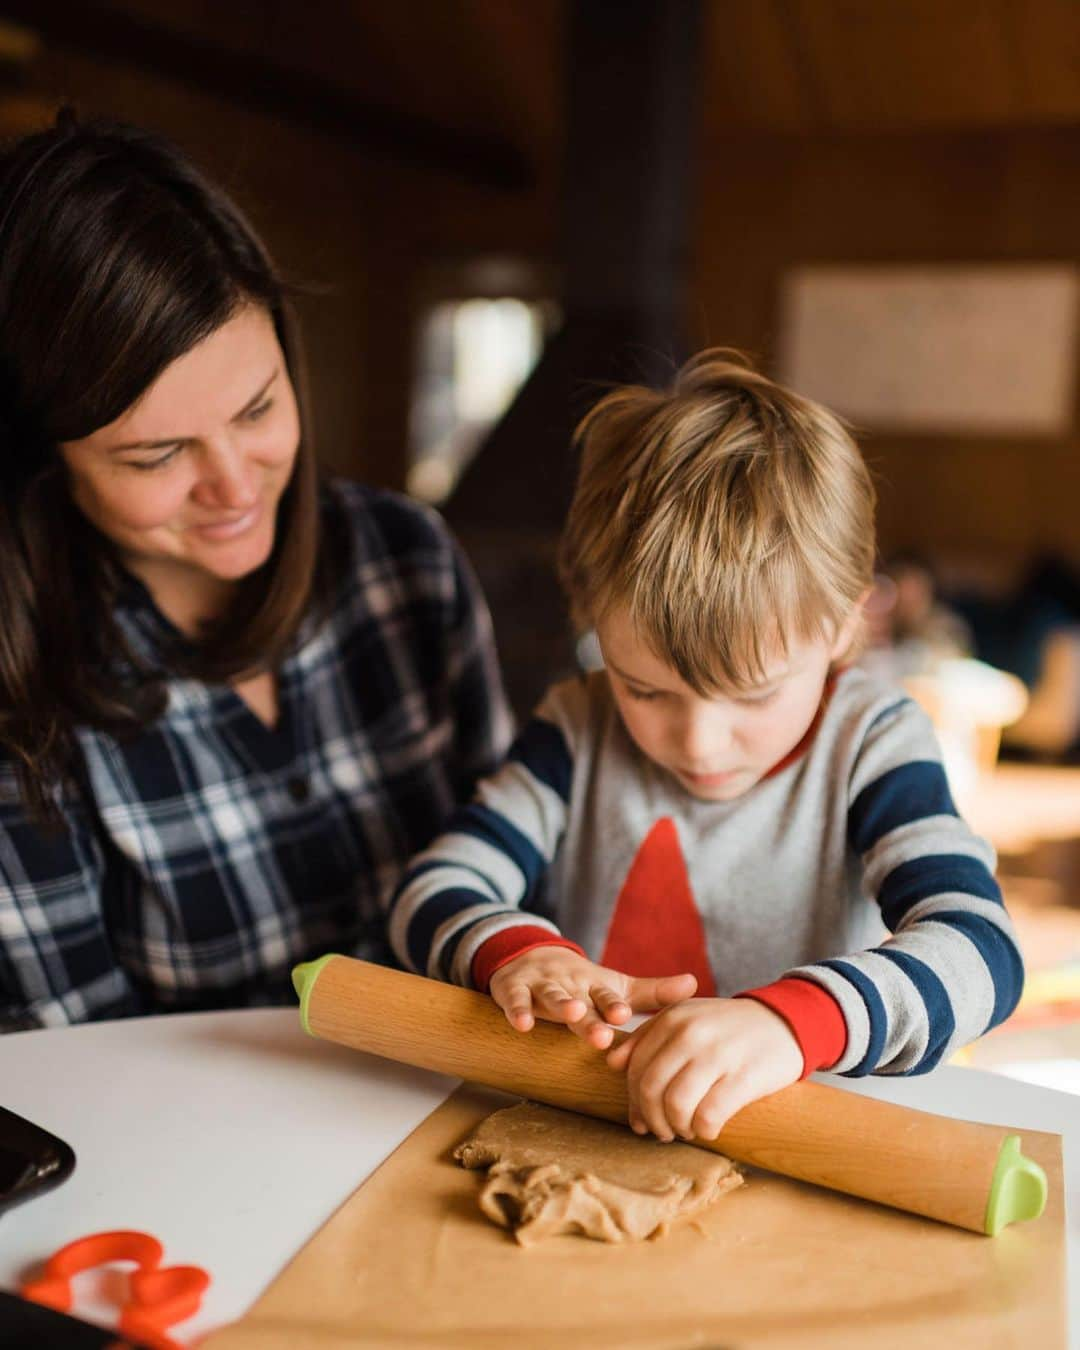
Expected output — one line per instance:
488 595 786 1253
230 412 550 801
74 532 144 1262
287 776 311 804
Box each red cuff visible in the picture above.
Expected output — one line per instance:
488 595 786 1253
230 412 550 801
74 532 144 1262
736 977 848 1077
471 925 586 993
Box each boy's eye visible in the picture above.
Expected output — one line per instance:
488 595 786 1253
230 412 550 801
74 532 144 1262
625 686 661 702
739 688 779 707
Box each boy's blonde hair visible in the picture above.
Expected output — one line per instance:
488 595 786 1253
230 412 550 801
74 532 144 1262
558 349 876 692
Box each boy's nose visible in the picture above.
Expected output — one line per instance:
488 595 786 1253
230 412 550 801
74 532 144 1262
677 707 732 764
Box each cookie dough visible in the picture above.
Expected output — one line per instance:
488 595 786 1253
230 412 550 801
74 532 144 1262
454 1102 742 1246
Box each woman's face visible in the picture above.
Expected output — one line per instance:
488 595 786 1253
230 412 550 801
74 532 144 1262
59 304 300 607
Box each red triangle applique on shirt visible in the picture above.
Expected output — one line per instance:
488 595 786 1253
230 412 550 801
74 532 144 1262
600 817 716 997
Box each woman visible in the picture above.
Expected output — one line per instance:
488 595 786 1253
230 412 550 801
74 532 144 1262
0 112 512 1030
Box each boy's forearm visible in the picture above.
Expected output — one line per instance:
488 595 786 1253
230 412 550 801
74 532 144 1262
386 713 575 985
838 709 1024 1074
387 852 565 986
781 894 1023 1077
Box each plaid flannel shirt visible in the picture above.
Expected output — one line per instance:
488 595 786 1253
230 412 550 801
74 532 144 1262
0 481 512 1030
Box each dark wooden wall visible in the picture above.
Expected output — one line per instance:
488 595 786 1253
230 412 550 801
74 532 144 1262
690 128 1080 572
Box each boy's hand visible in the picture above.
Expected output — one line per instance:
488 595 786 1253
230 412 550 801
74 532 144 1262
488 947 697 1050
606 998 803 1142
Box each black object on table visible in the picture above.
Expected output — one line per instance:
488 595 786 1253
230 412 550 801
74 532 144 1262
0 1290 156 1348
0 1104 75 1217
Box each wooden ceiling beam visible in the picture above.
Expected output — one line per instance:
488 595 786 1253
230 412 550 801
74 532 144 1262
5 0 531 190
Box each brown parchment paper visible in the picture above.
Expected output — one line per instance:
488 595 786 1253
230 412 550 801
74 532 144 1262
202 1085 1065 1350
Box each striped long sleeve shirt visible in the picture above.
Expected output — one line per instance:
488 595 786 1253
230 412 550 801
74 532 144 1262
388 667 1023 1076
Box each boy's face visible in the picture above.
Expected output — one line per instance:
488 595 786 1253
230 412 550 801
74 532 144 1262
596 604 860 802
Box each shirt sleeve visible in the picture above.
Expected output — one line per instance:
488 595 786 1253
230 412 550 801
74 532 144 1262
386 686 581 988
736 977 849 1079
749 696 1024 1076
0 767 140 1031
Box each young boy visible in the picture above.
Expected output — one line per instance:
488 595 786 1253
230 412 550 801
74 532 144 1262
387 350 1023 1145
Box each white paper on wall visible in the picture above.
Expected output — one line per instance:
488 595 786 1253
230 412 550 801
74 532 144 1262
778 265 1079 435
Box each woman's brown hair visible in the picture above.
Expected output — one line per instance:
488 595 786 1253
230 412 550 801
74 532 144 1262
0 112 332 822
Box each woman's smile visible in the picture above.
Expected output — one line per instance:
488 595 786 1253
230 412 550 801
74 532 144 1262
190 501 262 542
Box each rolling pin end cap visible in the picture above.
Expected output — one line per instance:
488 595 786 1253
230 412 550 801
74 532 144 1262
291 954 342 1035
984 1134 1047 1235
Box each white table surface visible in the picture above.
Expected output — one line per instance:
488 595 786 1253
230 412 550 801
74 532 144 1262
1 1008 1077 1346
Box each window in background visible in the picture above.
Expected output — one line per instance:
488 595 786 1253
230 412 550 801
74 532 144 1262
408 281 559 504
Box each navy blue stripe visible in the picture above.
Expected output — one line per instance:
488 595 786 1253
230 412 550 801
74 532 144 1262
405 886 499 975
817 958 888 1077
398 854 500 897
878 854 1002 930
437 912 551 984
438 911 497 983
925 909 1024 1031
876 948 955 1074
453 802 546 891
849 761 956 855
508 717 572 804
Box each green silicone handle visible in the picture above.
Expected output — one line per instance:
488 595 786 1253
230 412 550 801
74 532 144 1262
984 1134 1048 1235
292 953 341 1035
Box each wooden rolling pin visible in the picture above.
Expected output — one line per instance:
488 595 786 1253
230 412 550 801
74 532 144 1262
292 954 1046 1235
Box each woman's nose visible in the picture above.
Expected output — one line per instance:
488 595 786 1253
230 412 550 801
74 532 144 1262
195 441 258 510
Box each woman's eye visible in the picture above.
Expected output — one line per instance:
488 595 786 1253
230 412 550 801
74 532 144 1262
626 686 660 702
127 446 182 471
245 399 273 422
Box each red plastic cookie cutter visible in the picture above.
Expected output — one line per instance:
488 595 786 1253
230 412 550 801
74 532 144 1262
20 1229 210 1350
